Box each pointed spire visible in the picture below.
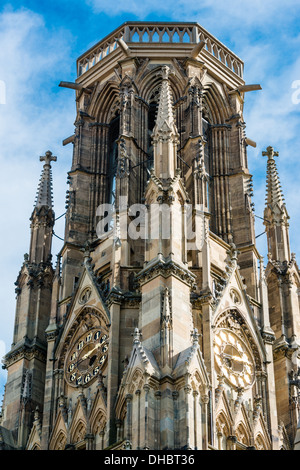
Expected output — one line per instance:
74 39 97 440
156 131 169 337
151 66 179 179
263 146 291 262
34 151 57 209
153 66 176 135
263 146 285 209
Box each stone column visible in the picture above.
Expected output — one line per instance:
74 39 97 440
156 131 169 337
172 391 179 449
154 391 161 450
40 323 58 449
85 433 95 450
184 385 192 449
201 392 209 450
135 389 141 449
143 384 150 450
193 390 199 449
227 435 237 450
106 293 122 445
125 394 133 443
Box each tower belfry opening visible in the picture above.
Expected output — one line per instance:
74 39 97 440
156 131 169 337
1 21 300 451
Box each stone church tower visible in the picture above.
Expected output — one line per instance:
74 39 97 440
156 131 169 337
1 21 300 451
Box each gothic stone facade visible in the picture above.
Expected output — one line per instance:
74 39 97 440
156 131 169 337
1 22 300 451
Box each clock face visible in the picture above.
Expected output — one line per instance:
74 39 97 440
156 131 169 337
65 328 109 387
214 329 254 389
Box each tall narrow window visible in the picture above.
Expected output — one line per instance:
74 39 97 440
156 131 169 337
108 114 120 206
202 116 212 212
202 117 210 173
147 101 157 171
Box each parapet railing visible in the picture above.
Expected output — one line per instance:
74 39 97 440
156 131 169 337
77 22 243 79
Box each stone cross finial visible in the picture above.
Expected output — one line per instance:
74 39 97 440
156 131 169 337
40 150 57 166
262 146 279 161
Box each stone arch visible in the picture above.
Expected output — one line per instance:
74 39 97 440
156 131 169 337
51 430 67 450
91 408 106 435
128 368 144 394
71 419 87 447
216 411 231 450
236 421 251 447
90 80 121 123
254 432 268 450
202 82 229 125
31 443 41 450
93 412 107 450
58 305 110 370
214 308 263 375
137 64 186 177
139 64 184 105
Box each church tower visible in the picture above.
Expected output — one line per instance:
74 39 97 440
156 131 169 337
263 146 300 445
1 22 300 451
1 151 56 448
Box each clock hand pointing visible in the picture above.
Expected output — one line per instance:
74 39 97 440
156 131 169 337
74 344 103 367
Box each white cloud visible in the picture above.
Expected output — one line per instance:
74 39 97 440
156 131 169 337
0 7 76 381
87 0 300 30
1 1 300 400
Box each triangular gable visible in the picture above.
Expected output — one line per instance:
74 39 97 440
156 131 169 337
55 260 111 360
26 420 41 450
89 388 107 434
172 341 210 387
65 258 110 327
253 411 272 450
213 262 266 363
124 336 160 380
49 409 68 450
115 334 160 417
216 388 234 426
68 396 88 442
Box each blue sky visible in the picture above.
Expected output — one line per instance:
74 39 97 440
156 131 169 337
1 0 300 400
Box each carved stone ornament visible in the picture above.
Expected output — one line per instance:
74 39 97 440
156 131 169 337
229 288 241 306
61 308 109 388
214 328 255 390
214 310 261 388
79 287 92 305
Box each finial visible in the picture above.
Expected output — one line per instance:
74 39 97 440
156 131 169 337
191 327 200 345
132 327 142 344
161 65 170 80
34 150 57 209
262 146 279 161
40 150 57 166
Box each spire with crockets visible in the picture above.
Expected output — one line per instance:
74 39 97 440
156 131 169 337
34 150 57 209
151 66 179 179
263 146 286 210
29 151 57 264
263 146 290 262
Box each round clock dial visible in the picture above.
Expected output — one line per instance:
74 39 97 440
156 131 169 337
214 329 254 389
65 328 109 387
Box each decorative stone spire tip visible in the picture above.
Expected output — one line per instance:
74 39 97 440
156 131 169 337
34 150 57 209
